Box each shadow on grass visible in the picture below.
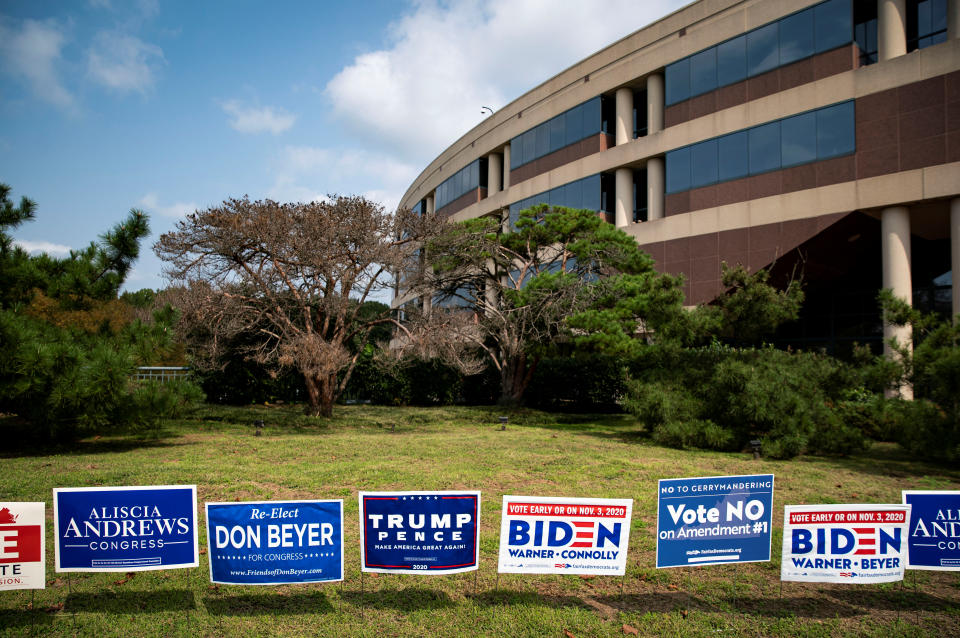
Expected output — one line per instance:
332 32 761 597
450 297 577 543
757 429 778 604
0 608 55 630
66 589 196 613
203 591 334 616
342 586 455 612
0 434 188 459
472 588 593 611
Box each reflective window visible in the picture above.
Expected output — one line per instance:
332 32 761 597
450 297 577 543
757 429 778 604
665 58 690 106
566 179 583 209
908 0 948 51
781 111 817 167
522 129 536 165
749 121 781 174
854 0 878 65
583 97 602 136
779 8 814 65
690 48 717 97
435 159 485 211
816 0 853 53
690 139 718 188
510 138 521 169
718 131 749 182
748 23 779 76
535 122 550 158
666 147 691 194
816 101 855 158
716 35 747 87
550 115 565 149
565 104 584 146
582 174 602 211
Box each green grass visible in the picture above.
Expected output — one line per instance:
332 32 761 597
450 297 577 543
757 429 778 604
2 403 959 636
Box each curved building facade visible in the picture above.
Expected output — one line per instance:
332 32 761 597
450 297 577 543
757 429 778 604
397 0 960 356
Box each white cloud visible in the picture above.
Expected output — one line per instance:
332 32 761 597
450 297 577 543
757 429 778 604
221 100 296 135
87 31 164 93
0 18 75 109
15 239 72 257
268 146 419 211
325 0 686 163
138 193 197 219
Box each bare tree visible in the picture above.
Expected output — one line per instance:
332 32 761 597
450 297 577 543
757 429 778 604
155 195 434 417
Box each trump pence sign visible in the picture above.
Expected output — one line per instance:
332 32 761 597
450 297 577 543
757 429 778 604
0 502 45 590
359 491 480 574
206 500 343 585
497 495 633 575
54 485 198 572
781 504 910 583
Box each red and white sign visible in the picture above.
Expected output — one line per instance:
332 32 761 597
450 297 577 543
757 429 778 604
0 502 45 590
498 495 632 575
781 504 910 584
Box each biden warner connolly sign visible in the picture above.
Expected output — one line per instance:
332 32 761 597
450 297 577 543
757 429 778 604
206 500 343 585
497 495 633 575
902 490 960 571
54 486 198 572
656 474 774 569
781 504 910 583
0 502 45 590
359 491 480 574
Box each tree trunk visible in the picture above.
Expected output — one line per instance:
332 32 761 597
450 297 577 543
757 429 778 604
498 352 539 406
303 373 335 417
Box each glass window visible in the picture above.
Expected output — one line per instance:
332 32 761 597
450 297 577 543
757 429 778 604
749 121 781 174
583 97 602 136
747 22 779 77
510 137 521 169
908 0 948 50
581 174 602 211
718 131 749 182
535 122 550 159
666 147 691 193
565 103 584 146
522 129 536 165
550 115 565 150
816 0 853 53
717 35 747 87
855 0 878 65
779 8 815 65
816 101 855 159
665 58 690 105
689 48 717 97
690 139 718 188
568 179 584 209
781 111 817 167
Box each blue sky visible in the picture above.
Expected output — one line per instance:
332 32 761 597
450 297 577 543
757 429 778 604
0 0 685 292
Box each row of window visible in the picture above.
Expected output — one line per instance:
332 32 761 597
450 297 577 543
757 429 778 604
435 158 487 212
508 174 614 227
666 101 855 194
509 97 610 170
666 0 852 106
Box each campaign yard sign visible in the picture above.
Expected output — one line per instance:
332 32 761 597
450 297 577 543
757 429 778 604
54 486 198 572
781 504 910 583
206 500 343 585
0 502 45 590
902 490 960 571
656 474 774 569
497 495 633 575
359 491 480 574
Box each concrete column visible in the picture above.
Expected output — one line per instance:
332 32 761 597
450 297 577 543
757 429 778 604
647 73 664 135
646 157 664 221
615 87 634 145
881 205 913 399
951 198 960 320
950 0 960 41
879 0 907 61
426 194 435 216
487 153 502 195
502 144 511 190
615 168 633 227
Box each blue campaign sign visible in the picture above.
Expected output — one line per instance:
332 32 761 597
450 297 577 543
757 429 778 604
902 490 960 571
53 485 198 572
206 500 343 585
656 474 774 569
360 491 480 574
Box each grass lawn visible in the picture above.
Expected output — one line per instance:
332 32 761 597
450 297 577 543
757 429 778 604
1 403 959 637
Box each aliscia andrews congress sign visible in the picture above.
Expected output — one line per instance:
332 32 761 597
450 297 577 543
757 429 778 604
54 485 198 572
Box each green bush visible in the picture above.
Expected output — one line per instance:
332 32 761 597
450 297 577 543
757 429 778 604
651 419 733 450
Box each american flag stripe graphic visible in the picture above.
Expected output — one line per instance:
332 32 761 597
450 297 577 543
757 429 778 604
570 521 595 548
853 527 876 555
